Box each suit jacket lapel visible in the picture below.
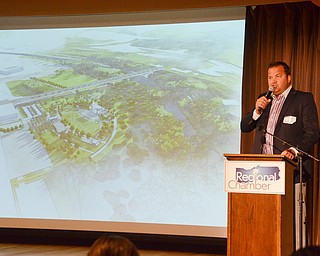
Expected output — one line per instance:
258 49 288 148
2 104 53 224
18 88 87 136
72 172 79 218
275 88 297 130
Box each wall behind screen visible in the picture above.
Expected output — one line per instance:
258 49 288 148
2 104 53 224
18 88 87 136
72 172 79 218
0 0 309 16
0 8 245 238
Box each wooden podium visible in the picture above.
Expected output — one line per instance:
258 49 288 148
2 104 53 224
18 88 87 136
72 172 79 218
224 154 297 256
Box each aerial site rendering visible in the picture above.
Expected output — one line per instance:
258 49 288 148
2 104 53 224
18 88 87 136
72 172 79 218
0 19 244 235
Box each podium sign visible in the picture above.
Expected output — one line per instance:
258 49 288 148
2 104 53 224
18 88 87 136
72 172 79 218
224 154 296 256
224 160 286 194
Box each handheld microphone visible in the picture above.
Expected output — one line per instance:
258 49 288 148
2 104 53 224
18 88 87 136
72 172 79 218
258 86 274 112
265 86 275 100
247 87 275 126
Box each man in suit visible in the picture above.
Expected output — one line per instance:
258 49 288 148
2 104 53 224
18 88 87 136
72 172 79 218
241 61 320 181
241 61 320 248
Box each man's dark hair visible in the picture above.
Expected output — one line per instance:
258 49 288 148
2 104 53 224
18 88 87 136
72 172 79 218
268 61 291 76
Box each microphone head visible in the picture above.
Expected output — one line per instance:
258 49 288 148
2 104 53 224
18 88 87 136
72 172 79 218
265 86 275 99
268 86 274 92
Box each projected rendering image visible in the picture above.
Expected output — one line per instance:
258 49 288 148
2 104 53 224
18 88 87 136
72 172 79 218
0 20 244 233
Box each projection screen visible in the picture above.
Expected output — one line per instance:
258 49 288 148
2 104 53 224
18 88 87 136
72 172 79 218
0 7 245 238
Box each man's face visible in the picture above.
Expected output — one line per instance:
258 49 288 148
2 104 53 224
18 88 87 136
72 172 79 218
267 65 291 96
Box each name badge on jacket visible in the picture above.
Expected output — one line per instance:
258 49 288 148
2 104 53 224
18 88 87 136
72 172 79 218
283 116 296 124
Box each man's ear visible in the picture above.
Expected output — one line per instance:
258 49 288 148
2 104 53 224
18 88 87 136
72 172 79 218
288 75 292 85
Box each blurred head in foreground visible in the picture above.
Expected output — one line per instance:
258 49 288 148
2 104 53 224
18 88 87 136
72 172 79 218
87 235 140 256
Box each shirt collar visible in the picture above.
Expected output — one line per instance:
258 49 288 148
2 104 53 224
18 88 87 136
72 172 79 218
277 85 292 99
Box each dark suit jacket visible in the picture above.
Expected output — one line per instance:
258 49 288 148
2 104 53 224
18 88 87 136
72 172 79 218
241 88 320 181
